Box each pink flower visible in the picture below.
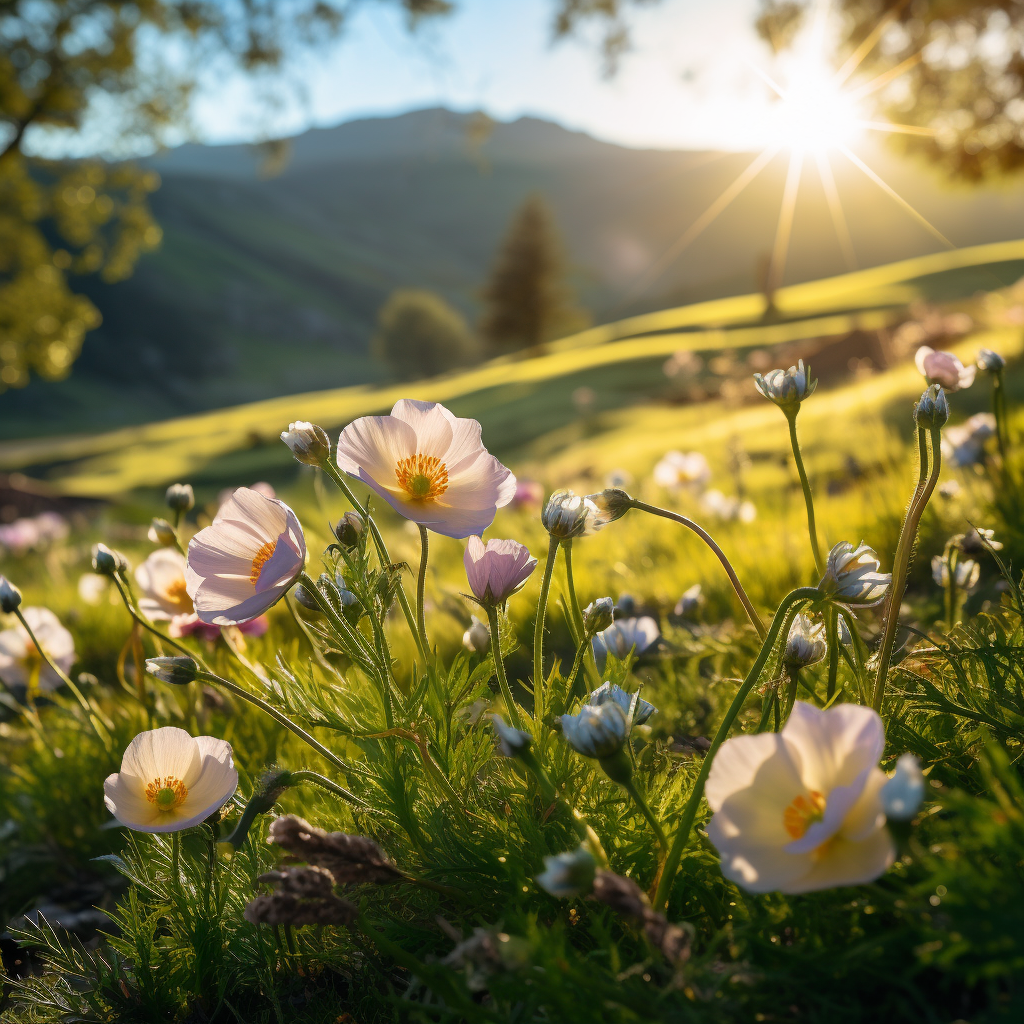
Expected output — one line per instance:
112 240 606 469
914 346 975 392
170 614 269 641
335 400 516 539
464 536 537 605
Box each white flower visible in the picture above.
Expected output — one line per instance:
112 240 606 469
462 615 490 653
592 616 660 668
819 542 891 608
674 583 704 618
653 450 711 491
78 573 110 606
753 359 816 411
491 714 532 756
706 702 895 894
0 607 75 691
941 413 997 468
700 489 756 523
931 556 979 590
561 701 630 759
535 847 596 898
587 681 657 726
541 490 598 539
103 726 237 833
136 550 196 621
784 614 827 669
335 400 515 539
186 487 306 626
914 346 976 392
880 754 925 821
281 421 330 466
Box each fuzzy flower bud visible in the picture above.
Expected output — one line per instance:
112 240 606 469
881 753 925 821
148 517 178 547
535 847 596 898
753 359 816 412
332 511 364 548
783 614 826 669
165 483 195 513
541 489 597 540
560 701 630 760
281 421 331 466
0 576 22 614
977 348 1005 373
583 597 615 635
914 384 949 429
145 656 199 686
92 543 128 577
584 488 633 532
491 714 533 757
818 541 891 608
293 583 320 612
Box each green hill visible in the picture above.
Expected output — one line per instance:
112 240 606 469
5 108 1024 441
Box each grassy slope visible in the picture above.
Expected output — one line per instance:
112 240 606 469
1 238 1022 498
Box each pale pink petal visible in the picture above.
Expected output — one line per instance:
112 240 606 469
335 414 416 485
121 727 201 785
389 400 455 457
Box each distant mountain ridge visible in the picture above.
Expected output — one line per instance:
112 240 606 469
4 106 1024 440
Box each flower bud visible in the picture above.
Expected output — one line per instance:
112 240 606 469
818 541 891 608
587 680 657 726
92 542 128 577
491 714 532 757
753 359 816 412
583 597 614 635
463 615 490 653
541 489 596 540
293 583 320 611
148 517 178 547
584 488 633 532
560 701 630 760
332 511 364 548
881 753 924 821
783 614 826 669
281 421 331 466
535 847 596 898
145 655 199 686
0 575 22 614
673 583 703 619
977 348 1005 373
165 483 195 513
914 384 949 429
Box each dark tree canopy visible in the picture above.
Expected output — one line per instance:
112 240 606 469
479 195 589 353
758 0 1024 182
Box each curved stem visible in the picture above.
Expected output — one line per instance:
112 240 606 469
782 667 799 721
289 770 363 806
825 605 839 702
416 525 430 655
486 604 523 729
563 541 601 687
786 410 824 577
652 586 820 912
196 669 356 780
872 425 942 711
630 500 765 640
533 538 560 724
14 607 112 748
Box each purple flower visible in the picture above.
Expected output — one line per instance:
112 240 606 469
464 536 537 606
914 346 975 392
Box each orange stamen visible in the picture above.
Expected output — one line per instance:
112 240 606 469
395 454 449 501
250 540 277 585
145 776 189 809
783 789 826 839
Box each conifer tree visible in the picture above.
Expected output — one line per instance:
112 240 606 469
479 195 589 352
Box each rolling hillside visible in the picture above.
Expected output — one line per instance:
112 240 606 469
2 238 1022 498
5 107 1024 440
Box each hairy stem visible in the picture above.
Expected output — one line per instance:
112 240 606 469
872 424 942 711
486 604 523 729
416 525 430 655
533 538 560 724
825 605 839 702
630 500 765 639
563 540 601 687
652 586 820 912
786 410 824 578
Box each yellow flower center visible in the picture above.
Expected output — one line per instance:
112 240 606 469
145 776 188 810
783 790 826 839
395 454 449 501
163 577 194 614
250 540 277 585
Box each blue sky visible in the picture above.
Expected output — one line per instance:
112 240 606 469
189 0 780 152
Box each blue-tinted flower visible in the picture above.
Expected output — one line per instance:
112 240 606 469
535 847 596 898
592 616 659 668
881 753 925 821
587 681 657 726
560 702 629 759
491 715 532 757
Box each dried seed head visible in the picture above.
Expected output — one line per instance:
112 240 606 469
267 814 403 884
592 869 691 965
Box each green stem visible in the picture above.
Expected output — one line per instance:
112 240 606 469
14 607 112 748
652 586 820 912
319 459 427 664
630 500 765 640
786 410 824 578
782 667 799 721
486 604 523 729
196 669 357 781
622 777 668 852
416 525 430 655
533 538 560 724
289 770 363 806
837 607 869 704
563 636 591 711
872 425 942 711
825 605 839 702
994 370 1008 463
563 541 601 687
171 832 182 899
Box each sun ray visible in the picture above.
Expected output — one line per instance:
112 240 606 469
747 60 787 98
848 52 922 100
834 0 913 86
814 150 856 270
767 149 804 297
620 146 780 305
855 120 936 137
839 145 954 247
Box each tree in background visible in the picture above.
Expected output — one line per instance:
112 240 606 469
372 290 480 380
479 195 590 354
757 0 1024 182
0 0 451 393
